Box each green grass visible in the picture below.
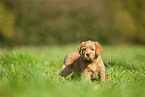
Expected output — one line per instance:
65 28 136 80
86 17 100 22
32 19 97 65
0 45 145 97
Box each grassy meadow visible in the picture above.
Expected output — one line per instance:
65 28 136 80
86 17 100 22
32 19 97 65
0 45 145 97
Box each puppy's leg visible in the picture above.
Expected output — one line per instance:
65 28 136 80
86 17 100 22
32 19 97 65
98 71 105 82
59 64 72 77
87 74 92 84
82 71 92 84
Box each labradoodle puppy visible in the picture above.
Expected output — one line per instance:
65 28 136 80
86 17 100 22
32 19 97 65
59 40 105 83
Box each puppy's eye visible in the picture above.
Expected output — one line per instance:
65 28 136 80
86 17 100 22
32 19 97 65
84 48 86 50
91 49 94 51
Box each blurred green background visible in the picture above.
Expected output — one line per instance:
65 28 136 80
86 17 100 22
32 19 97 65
0 0 145 46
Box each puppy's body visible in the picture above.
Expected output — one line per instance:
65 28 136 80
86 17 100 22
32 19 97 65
59 40 105 83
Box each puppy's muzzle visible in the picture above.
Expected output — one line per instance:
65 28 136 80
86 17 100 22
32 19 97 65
86 53 90 57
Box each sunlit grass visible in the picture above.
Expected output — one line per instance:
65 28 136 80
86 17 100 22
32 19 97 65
0 45 145 97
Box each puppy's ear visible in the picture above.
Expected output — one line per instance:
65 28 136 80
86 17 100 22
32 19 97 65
95 42 103 55
78 42 85 55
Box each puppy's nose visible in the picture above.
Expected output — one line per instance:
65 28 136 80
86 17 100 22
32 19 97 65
86 53 90 57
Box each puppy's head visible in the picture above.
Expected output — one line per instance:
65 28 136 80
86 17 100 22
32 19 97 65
78 40 103 61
